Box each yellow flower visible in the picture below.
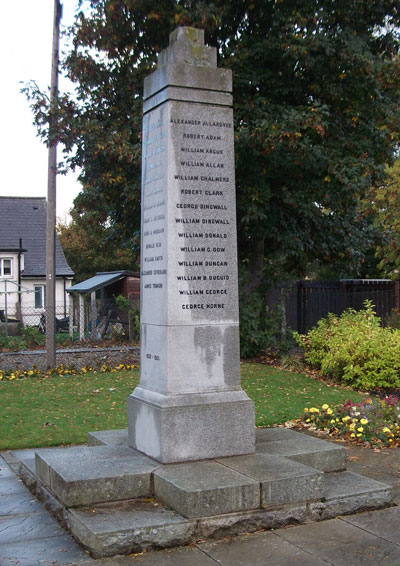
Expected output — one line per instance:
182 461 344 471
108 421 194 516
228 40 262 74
357 427 364 433
306 419 311 423
349 423 356 431
382 427 391 434
350 433 355 438
356 433 362 437
330 419 336 424
309 408 320 413
342 416 351 422
327 408 333 415
304 408 309 413
322 404 329 410
360 418 368 425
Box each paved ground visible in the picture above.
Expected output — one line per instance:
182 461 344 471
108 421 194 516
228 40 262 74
1 443 400 566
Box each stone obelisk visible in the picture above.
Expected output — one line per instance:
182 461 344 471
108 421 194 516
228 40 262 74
127 27 255 463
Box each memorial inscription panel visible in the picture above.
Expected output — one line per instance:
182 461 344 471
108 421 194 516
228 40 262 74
141 102 238 327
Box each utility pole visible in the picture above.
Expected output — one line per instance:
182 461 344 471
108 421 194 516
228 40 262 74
46 0 62 368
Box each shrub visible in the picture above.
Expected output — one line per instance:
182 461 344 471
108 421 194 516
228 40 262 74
115 295 140 342
239 290 295 358
279 352 305 372
294 300 400 390
21 325 43 348
385 308 400 330
110 322 126 342
0 334 25 351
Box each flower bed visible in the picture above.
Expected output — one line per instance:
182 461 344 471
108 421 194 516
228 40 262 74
0 363 138 381
300 397 400 448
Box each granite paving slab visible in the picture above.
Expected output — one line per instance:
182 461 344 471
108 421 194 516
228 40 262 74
0 533 91 566
78 546 218 566
0 462 15 479
343 506 400 545
216 453 323 507
347 460 400 485
0 476 29 496
309 470 394 521
256 426 315 443
35 445 159 506
323 470 394 499
0 491 44 516
66 499 196 558
87 429 129 446
153 460 260 518
198 529 332 566
276 518 400 566
346 445 400 473
0 511 63 545
256 437 346 472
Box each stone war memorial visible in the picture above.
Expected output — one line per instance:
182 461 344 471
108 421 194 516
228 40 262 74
16 28 394 558
127 25 255 463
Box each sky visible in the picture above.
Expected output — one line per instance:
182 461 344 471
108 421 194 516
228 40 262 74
1 1 82 221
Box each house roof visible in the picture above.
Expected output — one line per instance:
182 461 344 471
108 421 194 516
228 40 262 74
67 271 139 294
0 197 74 277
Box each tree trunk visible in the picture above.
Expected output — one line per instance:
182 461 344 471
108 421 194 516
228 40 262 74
243 239 265 295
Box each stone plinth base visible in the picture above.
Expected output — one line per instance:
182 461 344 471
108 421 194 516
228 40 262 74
16 428 394 559
127 387 255 463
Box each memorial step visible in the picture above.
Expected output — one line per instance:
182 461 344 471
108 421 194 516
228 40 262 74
89 427 346 473
35 445 159 506
66 498 196 559
256 428 346 472
87 428 128 446
153 460 260 518
62 469 393 558
310 470 394 521
215 453 324 508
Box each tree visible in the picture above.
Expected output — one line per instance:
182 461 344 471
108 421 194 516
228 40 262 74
372 158 400 279
57 215 139 282
25 1 400 353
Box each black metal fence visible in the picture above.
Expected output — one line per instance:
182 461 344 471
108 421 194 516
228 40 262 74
266 279 400 334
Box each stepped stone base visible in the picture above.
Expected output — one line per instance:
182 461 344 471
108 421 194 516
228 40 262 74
16 428 394 558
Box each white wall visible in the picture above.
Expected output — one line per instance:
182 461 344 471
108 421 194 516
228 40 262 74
0 252 20 316
20 278 73 325
0 271 73 325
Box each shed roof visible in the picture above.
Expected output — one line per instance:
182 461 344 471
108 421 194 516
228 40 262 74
0 197 74 277
67 271 139 294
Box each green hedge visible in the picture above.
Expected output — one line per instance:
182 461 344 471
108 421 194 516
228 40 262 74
295 301 400 390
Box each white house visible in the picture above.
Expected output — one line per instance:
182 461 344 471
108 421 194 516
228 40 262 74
0 197 74 326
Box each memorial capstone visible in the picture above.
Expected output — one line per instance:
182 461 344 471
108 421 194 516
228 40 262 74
127 27 255 463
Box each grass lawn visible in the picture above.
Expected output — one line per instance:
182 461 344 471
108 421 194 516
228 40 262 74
241 362 366 427
0 363 367 450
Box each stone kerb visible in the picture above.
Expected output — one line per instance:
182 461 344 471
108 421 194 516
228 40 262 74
127 27 255 463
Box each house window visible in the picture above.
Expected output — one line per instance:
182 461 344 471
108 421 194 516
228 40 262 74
34 285 46 309
0 258 12 277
